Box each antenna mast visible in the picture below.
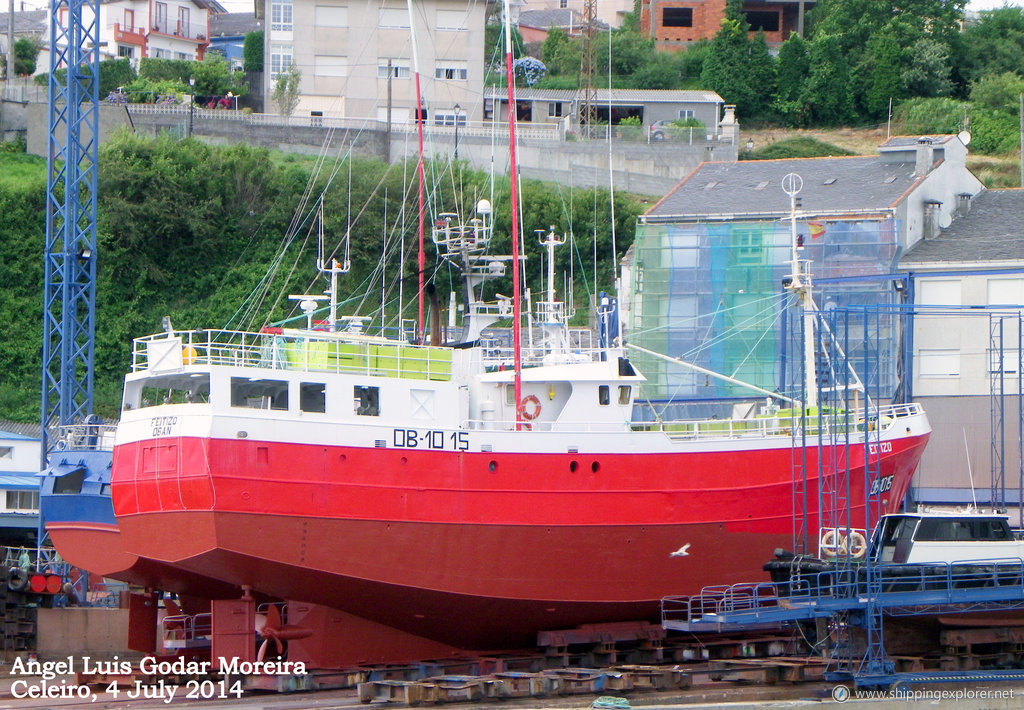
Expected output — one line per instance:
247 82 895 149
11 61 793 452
578 0 597 131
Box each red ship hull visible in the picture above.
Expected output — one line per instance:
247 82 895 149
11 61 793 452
112 431 929 654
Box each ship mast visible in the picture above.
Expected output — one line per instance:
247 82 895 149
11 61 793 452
407 0 427 343
782 173 817 410
502 0 524 428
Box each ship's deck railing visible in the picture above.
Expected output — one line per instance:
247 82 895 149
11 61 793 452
663 556 1024 630
133 328 609 379
53 423 117 451
134 329 457 381
636 402 924 441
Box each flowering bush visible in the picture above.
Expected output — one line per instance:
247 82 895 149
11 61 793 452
513 57 546 87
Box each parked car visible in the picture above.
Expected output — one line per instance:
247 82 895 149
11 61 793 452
649 119 676 141
649 119 706 141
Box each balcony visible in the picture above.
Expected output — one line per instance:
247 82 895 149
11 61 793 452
150 19 209 43
113 22 146 46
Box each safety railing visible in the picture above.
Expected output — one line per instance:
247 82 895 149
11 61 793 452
53 423 117 451
162 612 212 650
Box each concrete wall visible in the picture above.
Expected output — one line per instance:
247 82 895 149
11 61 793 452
24 104 726 195
36 607 130 658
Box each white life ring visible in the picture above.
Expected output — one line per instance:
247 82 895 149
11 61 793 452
848 531 868 559
820 529 847 558
518 394 541 421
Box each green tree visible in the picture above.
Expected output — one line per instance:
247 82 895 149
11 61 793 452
541 28 579 76
272 64 302 118
631 52 684 89
6 37 41 76
243 30 264 72
901 38 953 98
192 52 244 97
970 71 1024 113
595 30 656 78
961 7 1024 84
802 34 853 125
746 31 777 119
701 19 758 117
860 24 908 119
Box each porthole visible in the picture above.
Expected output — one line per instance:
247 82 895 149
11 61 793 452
591 461 600 473
489 460 498 472
569 461 579 472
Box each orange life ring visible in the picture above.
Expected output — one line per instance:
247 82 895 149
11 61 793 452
518 394 542 420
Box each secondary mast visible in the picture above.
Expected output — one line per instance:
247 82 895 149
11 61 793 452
502 0 523 428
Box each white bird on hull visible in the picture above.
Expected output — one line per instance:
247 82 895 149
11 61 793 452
670 543 691 557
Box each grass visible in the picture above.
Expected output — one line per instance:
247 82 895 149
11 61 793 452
0 151 45 189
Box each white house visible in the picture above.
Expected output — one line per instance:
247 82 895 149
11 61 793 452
261 0 486 121
51 0 226 67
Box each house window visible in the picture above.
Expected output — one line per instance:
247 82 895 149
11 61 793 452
433 111 466 126
154 2 167 32
436 9 468 30
354 385 380 416
176 51 190 60
300 382 326 413
270 44 293 79
379 7 409 28
123 9 134 30
177 6 190 35
744 10 779 32
315 55 348 77
732 229 764 266
662 7 693 27
378 61 410 78
559 0 567 7
152 48 170 58
919 349 960 378
118 45 135 58
677 109 694 120
549 102 563 117
434 62 467 80
919 279 962 306
230 377 289 410
316 5 348 27
6 490 38 510
272 0 294 32
483 98 494 119
988 278 1024 306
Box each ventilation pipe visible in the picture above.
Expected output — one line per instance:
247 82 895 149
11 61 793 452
923 199 943 239
957 192 973 217
914 136 934 177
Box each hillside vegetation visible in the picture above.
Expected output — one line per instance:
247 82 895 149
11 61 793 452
0 134 640 423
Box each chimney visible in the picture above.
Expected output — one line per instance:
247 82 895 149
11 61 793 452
914 136 934 177
923 199 942 239
957 192 972 217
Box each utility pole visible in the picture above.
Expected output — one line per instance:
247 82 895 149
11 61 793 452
578 0 597 135
385 59 392 164
7 0 14 83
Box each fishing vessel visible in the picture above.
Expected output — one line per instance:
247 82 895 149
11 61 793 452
38 421 240 603
106 191 930 660
106 0 927 662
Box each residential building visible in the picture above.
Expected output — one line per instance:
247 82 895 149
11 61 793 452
523 0 634 29
0 10 47 75
900 189 1024 518
47 0 226 67
208 11 261 70
629 135 983 404
483 87 725 134
261 0 486 121
639 0 816 50
517 9 608 43
0 426 41 547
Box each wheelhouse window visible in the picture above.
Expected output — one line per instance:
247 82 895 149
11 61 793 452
916 517 1013 542
127 374 211 410
354 385 380 416
662 7 693 27
598 385 610 406
301 382 326 413
618 385 631 405
53 469 84 495
231 378 289 410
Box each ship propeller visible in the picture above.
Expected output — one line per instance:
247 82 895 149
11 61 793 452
257 604 313 662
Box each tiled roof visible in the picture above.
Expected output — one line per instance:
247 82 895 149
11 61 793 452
210 11 261 37
0 10 46 34
645 155 926 219
900 189 1024 267
0 422 40 440
485 87 723 104
518 9 609 31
